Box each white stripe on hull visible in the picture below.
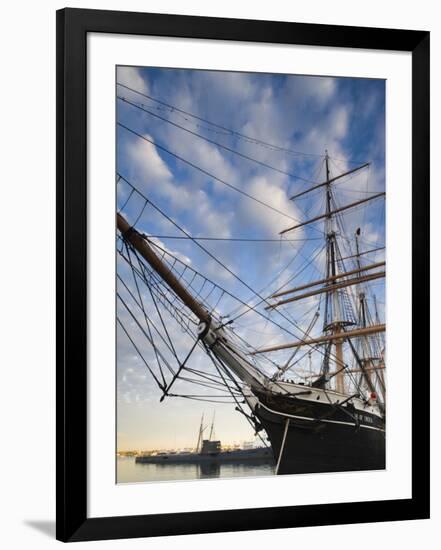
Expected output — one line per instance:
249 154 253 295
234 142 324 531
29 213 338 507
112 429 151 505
246 395 386 433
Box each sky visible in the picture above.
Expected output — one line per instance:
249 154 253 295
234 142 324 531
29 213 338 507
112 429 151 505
115 65 385 453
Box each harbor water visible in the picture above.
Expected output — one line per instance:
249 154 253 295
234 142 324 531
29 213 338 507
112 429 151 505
117 456 275 483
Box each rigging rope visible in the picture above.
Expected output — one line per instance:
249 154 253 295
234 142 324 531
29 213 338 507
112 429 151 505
117 127 303 225
116 176 355 373
118 96 316 184
117 81 326 161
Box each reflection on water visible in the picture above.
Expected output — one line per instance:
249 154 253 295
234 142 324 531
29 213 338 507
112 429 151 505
199 462 220 478
117 456 275 483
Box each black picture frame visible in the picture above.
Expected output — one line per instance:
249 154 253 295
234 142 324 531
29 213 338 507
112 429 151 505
56 7 430 542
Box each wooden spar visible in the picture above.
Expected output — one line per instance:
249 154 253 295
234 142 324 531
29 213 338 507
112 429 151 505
339 246 385 262
279 192 385 235
251 324 385 354
345 364 385 374
266 271 385 310
289 162 369 201
271 261 386 299
117 212 210 324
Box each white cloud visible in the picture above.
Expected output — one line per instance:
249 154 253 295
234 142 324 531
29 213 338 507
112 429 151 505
331 106 350 139
242 175 303 236
198 70 256 103
117 66 148 94
127 134 171 182
162 122 239 190
284 75 337 107
196 189 233 238
302 104 351 160
311 77 337 104
125 135 237 246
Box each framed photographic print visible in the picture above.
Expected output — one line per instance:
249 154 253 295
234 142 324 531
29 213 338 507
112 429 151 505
56 8 430 542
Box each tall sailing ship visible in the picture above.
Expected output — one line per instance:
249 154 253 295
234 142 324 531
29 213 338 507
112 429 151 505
117 85 386 475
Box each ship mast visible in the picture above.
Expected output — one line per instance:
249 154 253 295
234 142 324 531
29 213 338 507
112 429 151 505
324 150 345 394
264 152 385 398
195 413 205 453
209 411 216 440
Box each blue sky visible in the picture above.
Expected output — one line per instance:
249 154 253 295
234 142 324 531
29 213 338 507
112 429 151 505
116 66 385 454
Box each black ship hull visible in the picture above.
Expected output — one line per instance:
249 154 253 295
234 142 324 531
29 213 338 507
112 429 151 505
253 392 385 475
